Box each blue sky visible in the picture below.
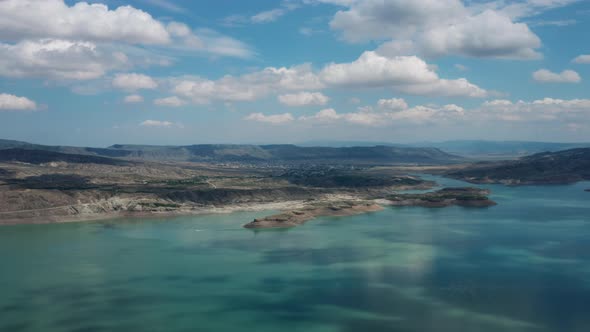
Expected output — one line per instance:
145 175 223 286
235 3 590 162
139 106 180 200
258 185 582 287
0 0 589 146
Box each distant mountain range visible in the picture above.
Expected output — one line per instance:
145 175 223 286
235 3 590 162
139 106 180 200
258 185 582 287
414 140 590 158
448 148 590 184
299 140 590 158
0 139 463 165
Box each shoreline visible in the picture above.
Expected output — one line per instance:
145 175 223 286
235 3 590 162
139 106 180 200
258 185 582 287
244 201 384 229
0 200 312 226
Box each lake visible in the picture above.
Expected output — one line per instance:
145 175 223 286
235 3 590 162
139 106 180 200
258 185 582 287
1 177 590 332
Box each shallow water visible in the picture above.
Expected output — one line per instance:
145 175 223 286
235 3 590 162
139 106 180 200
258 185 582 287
1 177 590 332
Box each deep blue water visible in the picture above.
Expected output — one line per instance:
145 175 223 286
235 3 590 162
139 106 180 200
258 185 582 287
1 177 589 332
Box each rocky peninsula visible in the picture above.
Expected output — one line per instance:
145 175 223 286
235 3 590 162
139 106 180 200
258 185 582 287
243 187 496 228
244 201 383 229
386 187 496 208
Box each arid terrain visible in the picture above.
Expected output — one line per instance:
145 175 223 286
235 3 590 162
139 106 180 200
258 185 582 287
3 140 589 227
0 142 456 225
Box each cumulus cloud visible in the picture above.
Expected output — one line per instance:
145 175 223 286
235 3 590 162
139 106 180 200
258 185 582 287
0 93 37 111
300 102 464 126
328 0 543 59
0 39 129 80
319 51 487 97
113 73 158 90
139 119 182 128
298 96 590 127
573 54 590 64
244 112 294 124
480 98 590 122
171 64 324 104
0 0 254 84
420 10 541 59
299 108 342 122
124 94 143 103
377 98 408 110
168 52 486 104
154 96 187 107
278 92 329 106
0 0 170 44
320 52 437 86
532 69 581 83
252 95 590 130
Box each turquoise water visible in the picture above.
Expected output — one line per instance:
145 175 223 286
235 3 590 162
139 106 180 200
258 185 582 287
1 177 590 332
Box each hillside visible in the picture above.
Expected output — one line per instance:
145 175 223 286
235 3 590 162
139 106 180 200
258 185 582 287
448 148 590 184
416 140 589 159
0 148 129 166
0 140 464 165
107 144 463 164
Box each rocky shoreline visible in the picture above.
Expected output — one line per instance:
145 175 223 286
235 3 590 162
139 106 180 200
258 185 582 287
243 201 383 229
243 187 496 229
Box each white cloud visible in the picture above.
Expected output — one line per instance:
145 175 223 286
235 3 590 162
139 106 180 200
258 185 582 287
154 96 186 107
319 51 487 97
278 92 329 106
251 9 289 23
492 0 582 19
530 19 577 27
124 94 144 103
348 97 361 104
532 69 581 83
397 78 488 97
328 0 542 59
479 97 590 122
139 119 182 128
573 54 590 64
377 98 408 111
166 27 254 59
166 22 193 38
0 0 254 82
320 52 437 86
299 108 342 122
0 0 170 45
223 2 300 26
167 51 488 104
143 0 186 13
300 100 465 126
299 27 322 36
0 39 129 80
454 64 468 71
418 10 541 59
171 63 323 104
244 112 294 124
0 93 37 111
113 73 158 90
249 95 590 130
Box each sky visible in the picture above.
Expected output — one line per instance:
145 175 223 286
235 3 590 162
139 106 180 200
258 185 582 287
0 0 589 147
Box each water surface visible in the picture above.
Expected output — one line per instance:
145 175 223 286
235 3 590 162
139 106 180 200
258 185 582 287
1 177 590 332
